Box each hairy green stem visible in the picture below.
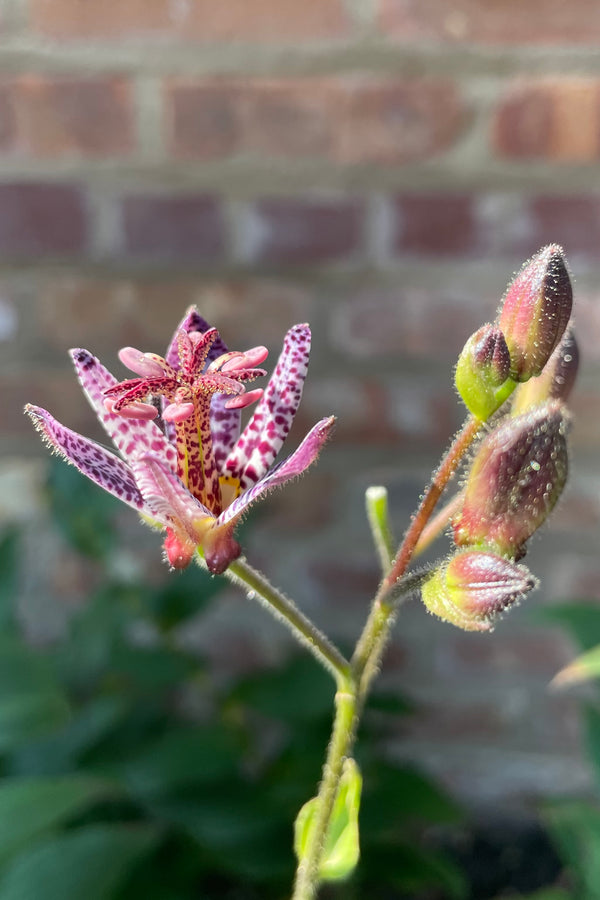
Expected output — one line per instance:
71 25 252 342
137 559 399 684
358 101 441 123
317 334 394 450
292 684 356 900
224 557 351 687
352 416 482 699
291 415 484 899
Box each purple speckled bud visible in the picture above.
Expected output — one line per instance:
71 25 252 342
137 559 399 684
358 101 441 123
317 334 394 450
453 400 569 559
455 324 512 420
498 245 572 382
511 326 579 415
421 549 537 632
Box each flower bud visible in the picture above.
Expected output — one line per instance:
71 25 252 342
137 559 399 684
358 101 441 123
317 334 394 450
498 245 572 382
511 326 579 415
421 550 536 632
453 400 569 559
455 324 512 420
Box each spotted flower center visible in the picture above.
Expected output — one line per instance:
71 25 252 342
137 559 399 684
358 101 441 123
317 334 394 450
104 327 267 514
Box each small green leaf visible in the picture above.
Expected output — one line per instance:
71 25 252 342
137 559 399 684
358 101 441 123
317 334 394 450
294 758 362 883
0 824 158 900
0 775 118 867
552 645 600 689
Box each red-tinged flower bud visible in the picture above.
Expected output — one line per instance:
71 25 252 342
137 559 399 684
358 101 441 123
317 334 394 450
453 400 569 559
164 527 195 569
421 550 537 632
455 324 512 420
511 326 579 415
498 245 572 382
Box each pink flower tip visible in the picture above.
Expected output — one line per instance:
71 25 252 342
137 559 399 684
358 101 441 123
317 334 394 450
118 347 166 378
224 388 264 410
163 401 195 422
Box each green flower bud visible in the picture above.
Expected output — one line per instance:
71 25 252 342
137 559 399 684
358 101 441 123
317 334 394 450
498 245 572 382
511 326 579 415
421 549 536 632
455 324 512 420
453 401 569 559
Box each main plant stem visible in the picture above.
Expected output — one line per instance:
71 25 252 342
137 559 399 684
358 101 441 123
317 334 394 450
292 415 482 900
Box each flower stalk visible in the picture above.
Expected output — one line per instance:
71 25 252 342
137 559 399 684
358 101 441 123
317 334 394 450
25 246 577 900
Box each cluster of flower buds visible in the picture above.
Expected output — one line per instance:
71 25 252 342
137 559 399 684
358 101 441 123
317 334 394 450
423 245 577 632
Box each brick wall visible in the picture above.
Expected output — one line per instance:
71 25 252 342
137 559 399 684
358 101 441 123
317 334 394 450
3 0 600 812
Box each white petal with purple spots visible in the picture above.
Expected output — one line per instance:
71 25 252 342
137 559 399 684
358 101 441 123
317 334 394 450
131 455 213 542
70 349 177 470
225 324 311 489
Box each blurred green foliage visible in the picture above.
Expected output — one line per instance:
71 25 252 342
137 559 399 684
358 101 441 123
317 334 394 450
513 603 600 900
0 460 467 899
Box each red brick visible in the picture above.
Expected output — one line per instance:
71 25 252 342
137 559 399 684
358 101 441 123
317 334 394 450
330 285 485 362
167 78 466 165
249 197 364 265
37 276 314 354
337 80 467 165
10 76 135 158
30 0 350 40
378 0 600 44
393 193 479 256
525 196 600 257
0 183 87 257
494 81 600 161
121 194 225 262
303 374 459 446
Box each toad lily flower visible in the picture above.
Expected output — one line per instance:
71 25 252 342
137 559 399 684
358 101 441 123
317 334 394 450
26 308 335 574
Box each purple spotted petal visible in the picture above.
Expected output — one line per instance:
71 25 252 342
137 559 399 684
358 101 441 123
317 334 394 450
225 324 312 489
164 306 229 372
210 393 241 469
25 405 147 513
130 454 213 542
70 349 177 470
219 416 335 527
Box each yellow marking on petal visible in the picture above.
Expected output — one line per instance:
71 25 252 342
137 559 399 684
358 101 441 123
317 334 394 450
219 475 241 510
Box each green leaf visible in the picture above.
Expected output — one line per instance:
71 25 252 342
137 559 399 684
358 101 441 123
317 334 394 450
116 725 240 798
229 656 334 723
294 758 362 883
360 763 462 834
517 890 572 900
0 694 70 752
585 706 600 792
552 645 600 689
9 697 128 776
0 775 118 867
362 842 467 899
46 459 120 561
534 604 600 652
0 824 158 900
544 799 600 899
145 567 222 631
0 636 62 699
108 642 198 694
0 531 19 630
367 690 413 717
